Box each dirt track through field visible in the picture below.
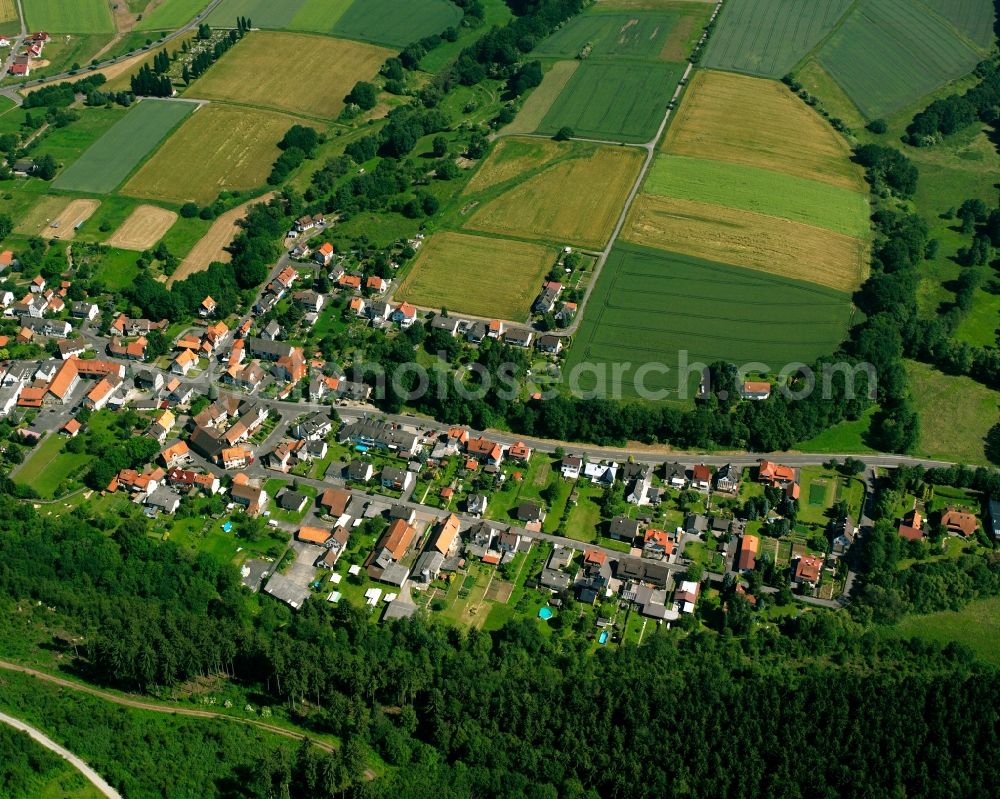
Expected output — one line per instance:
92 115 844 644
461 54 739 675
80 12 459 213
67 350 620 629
168 193 274 286
106 204 177 250
48 199 100 240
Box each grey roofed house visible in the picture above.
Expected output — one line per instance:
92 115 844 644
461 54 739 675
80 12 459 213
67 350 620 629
664 462 687 486
715 462 740 492
245 337 294 361
536 334 562 353
548 544 575 570
430 315 461 335
615 557 670 588
290 411 332 441
145 486 182 514
263 573 311 610
608 515 641 541
262 320 282 340
134 368 163 390
389 503 415 522
990 498 1000 540
279 490 308 512
466 493 488 516
539 567 571 591
621 463 650 482
377 562 410 587
504 328 534 348
338 419 421 454
382 600 417 621
188 425 224 459
710 516 731 535
381 465 410 489
517 501 545 523
347 460 374 482
684 513 709 535
466 320 487 343
414 550 444 582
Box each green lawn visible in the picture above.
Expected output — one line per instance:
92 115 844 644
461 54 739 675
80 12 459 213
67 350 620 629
886 596 1000 667
645 154 870 238
13 434 92 499
796 407 878 454
53 99 195 194
92 248 142 290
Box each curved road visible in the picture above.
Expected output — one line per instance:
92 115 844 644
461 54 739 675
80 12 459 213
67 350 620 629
0 710 123 799
0 0 225 106
0 660 338 755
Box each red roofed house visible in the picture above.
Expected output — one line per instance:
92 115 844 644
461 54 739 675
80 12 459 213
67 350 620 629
691 464 711 491
758 460 796 486
736 534 758 573
741 380 771 400
941 508 978 537
392 302 417 327
338 273 362 291
508 441 531 461
314 242 335 266
792 554 823 588
366 275 387 293
641 530 673 560
200 296 217 317
466 436 503 466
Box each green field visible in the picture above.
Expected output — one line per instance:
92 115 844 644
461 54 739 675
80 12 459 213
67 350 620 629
817 0 984 118
52 99 194 195
535 11 681 60
905 360 999 465
136 0 212 31
537 60 683 143
13 434 91 499
205 0 307 28
23 0 114 32
564 243 853 398
887 597 1000 667
331 0 463 47
644 154 870 238
288 0 354 32
702 0 853 78
31 105 129 170
923 0 997 48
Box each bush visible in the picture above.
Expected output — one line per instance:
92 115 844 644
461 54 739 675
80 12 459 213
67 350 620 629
866 118 887 134
179 202 199 218
553 126 574 141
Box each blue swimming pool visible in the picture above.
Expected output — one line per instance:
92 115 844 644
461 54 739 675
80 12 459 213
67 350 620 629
598 631 609 645
355 445 369 452
222 521 233 533
538 607 553 620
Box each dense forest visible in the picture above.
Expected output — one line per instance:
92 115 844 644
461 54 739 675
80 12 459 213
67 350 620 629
0 492 998 798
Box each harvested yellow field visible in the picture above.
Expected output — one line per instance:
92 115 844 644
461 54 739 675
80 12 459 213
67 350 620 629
465 144 643 250
0 0 16 23
31 199 101 240
169 193 274 287
502 60 578 135
188 31 393 120
662 69 865 191
397 232 556 320
464 137 570 195
106 204 177 250
123 105 294 205
623 194 868 292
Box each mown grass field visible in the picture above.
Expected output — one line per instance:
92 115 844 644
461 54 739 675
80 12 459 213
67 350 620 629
564 243 852 398
136 0 212 31
923 0 997 48
52 99 194 194
537 60 683 143
886 597 1000 667
331 0 462 47
122 104 292 204
397 231 556 320
662 69 865 191
465 143 644 249
623 194 868 292
188 31 392 120
816 0 984 118
23 0 114 32
503 60 578 135
905 360 999 465
702 0 853 78
0 0 16 23
535 10 682 60
645 154 870 238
